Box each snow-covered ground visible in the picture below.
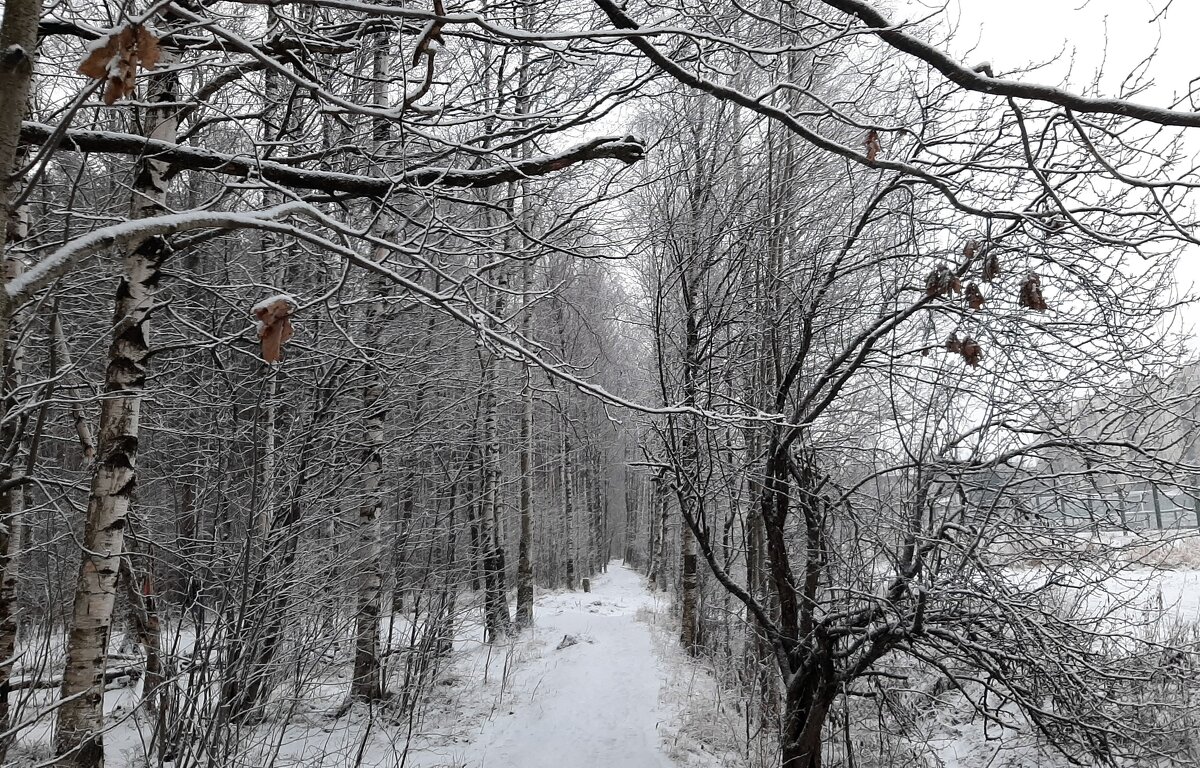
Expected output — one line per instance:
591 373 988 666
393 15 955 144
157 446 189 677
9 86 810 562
8 563 717 768
412 565 680 768
10 557 1197 767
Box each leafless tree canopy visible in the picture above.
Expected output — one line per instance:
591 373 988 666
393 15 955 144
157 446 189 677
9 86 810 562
0 0 1199 766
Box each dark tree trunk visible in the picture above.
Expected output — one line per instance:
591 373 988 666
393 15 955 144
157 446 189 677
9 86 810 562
781 677 834 768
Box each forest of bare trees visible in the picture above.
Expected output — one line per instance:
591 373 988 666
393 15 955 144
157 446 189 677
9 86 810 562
2 0 1200 766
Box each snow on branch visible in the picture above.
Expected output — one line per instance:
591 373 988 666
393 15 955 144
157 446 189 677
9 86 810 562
406 136 645 187
6 203 317 302
18 122 645 198
816 0 1200 127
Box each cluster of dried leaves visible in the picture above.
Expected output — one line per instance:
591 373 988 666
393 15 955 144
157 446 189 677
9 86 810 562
925 265 961 298
945 332 982 367
1018 272 1048 311
926 242 1051 368
78 23 161 105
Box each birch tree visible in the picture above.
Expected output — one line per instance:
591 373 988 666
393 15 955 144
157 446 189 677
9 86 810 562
56 28 179 766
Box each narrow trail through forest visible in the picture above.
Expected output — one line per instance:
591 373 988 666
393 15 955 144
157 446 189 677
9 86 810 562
461 563 679 768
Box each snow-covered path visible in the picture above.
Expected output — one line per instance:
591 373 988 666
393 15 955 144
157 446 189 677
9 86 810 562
462 563 677 768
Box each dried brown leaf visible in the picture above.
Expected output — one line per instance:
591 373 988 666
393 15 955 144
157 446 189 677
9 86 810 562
965 282 985 310
77 23 162 105
254 297 296 363
864 129 882 163
78 35 119 80
982 251 1001 283
925 265 960 298
1018 273 1048 312
135 24 161 70
960 336 982 367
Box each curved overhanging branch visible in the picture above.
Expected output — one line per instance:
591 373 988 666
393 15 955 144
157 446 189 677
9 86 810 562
18 121 645 199
4 204 765 425
592 0 1200 229
591 0 1018 221
815 0 1200 128
6 202 318 301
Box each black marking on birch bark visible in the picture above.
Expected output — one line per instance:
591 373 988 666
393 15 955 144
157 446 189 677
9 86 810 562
105 436 139 466
75 738 103 766
105 359 146 391
134 235 172 271
113 279 134 304
0 46 29 68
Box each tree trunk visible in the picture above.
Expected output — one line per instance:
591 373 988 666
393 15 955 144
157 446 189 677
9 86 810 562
478 369 511 639
351 315 385 698
781 680 834 768
680 524 699 653
0 0 38 270
118 552 166 731
0 259 25 764
511 0 536 630
0 148 30 768
649 475 669 591
349 22 399 702
514 365 535 627
561 420 576 590
0 2 38 756
56 54 178 768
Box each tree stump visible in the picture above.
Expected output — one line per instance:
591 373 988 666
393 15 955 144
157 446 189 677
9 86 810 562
582 578 591 593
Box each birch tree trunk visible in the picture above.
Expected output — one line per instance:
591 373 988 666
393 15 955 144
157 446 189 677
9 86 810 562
478 350 512 639
56 52 178 768
0 215 27 765
0 0 38 272
0 5 39 754
679 508 699 653
512 20 536 627
351 259 386 698
350 32 392 702
514 358 535 627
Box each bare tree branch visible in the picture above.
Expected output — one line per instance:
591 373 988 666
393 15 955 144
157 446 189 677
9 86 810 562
18 121 645 199
816 0 1200 127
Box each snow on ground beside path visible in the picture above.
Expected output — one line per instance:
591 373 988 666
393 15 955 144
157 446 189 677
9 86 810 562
409 562 719 768
5 564 729 768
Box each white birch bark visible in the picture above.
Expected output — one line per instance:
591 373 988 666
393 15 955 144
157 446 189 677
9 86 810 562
478 347 511 639
0 5 39 749
512 0 536 631
0 220 27 764
351 261 386 699
560 418 576 590
349 34 390 701
514 349 535 627
55 49 178 768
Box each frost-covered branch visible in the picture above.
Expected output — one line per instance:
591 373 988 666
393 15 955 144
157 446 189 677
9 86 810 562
18 122 645 198
6 203 317 301
816 0 1200 128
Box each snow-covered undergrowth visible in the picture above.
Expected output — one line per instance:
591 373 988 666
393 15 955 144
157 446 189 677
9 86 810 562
8 558 1197 767
7 563 713 768
639 594 756 768
642 545 1200 768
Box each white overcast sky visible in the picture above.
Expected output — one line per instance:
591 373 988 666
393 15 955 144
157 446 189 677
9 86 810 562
908 0 1199 100
897 0 1200 335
